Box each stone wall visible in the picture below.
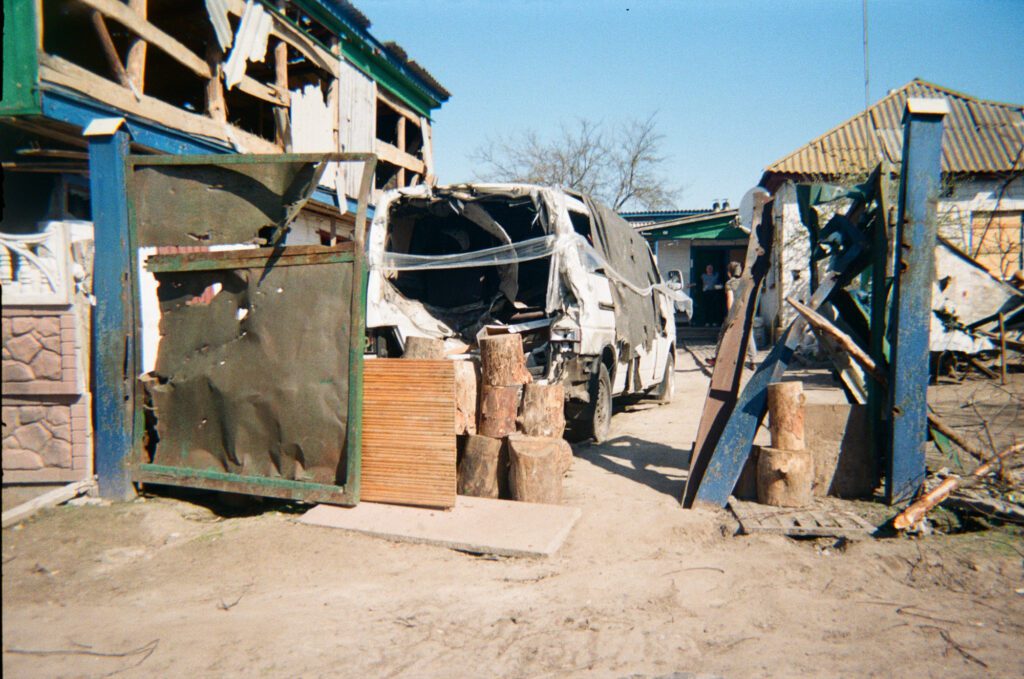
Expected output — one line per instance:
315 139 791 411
2 309 91 483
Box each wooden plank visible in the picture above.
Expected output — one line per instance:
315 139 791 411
682 197 773 506
361 359 457 508
374 139 426 174
1 479 96 528
125 0 147 90
39 54 279 153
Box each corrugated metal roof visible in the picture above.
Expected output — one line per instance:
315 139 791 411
763 79 1024 179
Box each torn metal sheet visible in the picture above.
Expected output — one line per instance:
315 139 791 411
131 158 326 247
224 0 272 90
145 250 353 486
204 0 234 51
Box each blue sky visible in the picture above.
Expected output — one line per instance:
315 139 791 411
362 0 1024 209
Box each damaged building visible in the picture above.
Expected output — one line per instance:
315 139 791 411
758 79 1023 340
1 0 450 485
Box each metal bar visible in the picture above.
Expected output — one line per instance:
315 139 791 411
127 151 378 166
867 177 892 490
89 126 136 500
136 464 356 505
885 99 947 504
145 249 354 273
344 155 378 503
682 197 773 507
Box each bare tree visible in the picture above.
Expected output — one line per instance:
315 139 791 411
470 114 680 211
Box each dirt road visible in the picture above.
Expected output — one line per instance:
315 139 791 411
3 350 1022 678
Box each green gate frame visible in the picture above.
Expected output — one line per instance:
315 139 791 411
125 152 377 505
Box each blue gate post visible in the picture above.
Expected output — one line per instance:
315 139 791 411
886 98 948 504
86 119 135 500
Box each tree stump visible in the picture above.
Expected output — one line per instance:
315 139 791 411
457 435 506 498
404 336 445 360
507 435 563 504
478 385 521 437
479 333 532 386
453 360 480 435
519 382 565 437
756 446 813 507
767 381 806 450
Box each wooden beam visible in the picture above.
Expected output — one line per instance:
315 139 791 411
39 54 279 153
274 39 290 148
205 44 227 123
374 139 426 175
76 0 211 79
378 87 421 126
1 479 96 528
125 0 147 91
90 10 135 93
396 116 406 186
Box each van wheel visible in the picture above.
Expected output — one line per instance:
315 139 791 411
654 352 675 404
584 364 612 443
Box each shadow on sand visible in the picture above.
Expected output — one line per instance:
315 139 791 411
574 435 692 499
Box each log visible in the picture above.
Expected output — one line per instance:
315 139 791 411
453 359 480 435
507 434 574 476
403 336 445 360
519 382 565 437
756 446 814 507
785 296 987 463
479 333 532 386
893 442 1024 530
767 382 805 450
478 385 521 438
457 435 506 498
508 435 564 504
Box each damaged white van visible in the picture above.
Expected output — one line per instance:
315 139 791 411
366 183 678 441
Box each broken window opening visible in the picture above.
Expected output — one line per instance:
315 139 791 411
382 194 554 338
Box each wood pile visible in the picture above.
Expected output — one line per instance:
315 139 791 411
455 333 572 505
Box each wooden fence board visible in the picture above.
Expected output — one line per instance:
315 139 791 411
361 359 457 508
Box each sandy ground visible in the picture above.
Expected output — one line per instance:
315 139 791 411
3 348 1023 679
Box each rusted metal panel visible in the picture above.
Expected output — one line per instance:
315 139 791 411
361 359 457 508
145 258 353 487
127 153 377 504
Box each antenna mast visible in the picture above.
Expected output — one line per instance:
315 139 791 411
862 0 870 108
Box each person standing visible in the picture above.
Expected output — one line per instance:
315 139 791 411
725 260 758 367
700 264 721 326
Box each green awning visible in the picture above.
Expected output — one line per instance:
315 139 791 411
641 215 747 241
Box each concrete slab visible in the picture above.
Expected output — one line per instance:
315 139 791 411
299 496 582 558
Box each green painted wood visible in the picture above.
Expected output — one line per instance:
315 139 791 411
136 464 357 504
1 0 41 115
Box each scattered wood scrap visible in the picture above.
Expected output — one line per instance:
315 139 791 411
728 498 878 538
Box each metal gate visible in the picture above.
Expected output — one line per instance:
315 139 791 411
126 153 375 505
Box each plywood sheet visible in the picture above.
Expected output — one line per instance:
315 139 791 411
361 359 457 508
